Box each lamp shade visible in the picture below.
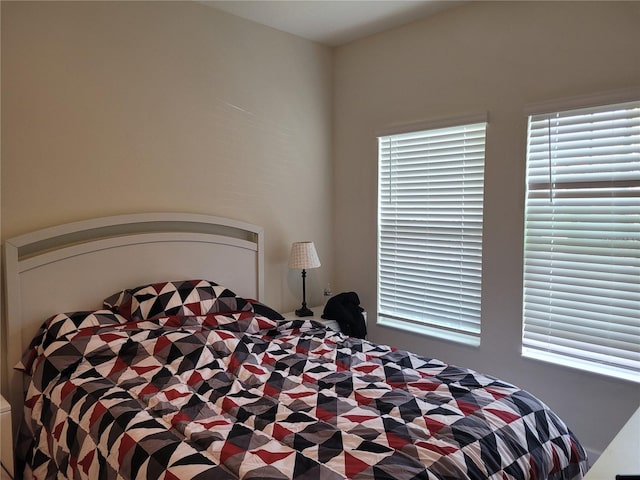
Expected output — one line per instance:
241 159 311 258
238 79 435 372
288 241 321 269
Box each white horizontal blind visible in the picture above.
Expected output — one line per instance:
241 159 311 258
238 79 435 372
523 100 640 382
378 122 486 344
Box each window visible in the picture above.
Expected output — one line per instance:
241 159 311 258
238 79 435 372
377 117 487 346
523 100 640 382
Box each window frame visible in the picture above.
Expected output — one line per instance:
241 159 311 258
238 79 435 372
521 92 640 383
376 114 488 346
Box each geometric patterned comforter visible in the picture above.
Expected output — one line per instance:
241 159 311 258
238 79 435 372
17 310 588 480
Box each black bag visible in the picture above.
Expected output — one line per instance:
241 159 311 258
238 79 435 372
322 292 367 339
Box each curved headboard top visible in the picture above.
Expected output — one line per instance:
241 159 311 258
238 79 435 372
2 212 264 432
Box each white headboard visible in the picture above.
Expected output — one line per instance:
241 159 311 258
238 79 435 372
2 212 264 434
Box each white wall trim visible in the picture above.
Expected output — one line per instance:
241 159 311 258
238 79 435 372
524 86 640 116
375 112 488 137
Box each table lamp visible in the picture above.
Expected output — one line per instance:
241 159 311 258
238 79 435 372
289 241 321 317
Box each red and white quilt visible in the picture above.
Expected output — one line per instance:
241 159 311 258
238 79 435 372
17 309 588 480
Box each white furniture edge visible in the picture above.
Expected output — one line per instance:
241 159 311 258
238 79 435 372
583 405 640 479
0 394 12 478
2 212 264 444
282 305 368 335
281 305 341 332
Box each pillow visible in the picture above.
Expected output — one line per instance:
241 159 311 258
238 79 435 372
17 309 128 375
171 311 279 334
104 279 252 320
246 299 285 320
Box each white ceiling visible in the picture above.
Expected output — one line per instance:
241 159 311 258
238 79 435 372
204 1 464 47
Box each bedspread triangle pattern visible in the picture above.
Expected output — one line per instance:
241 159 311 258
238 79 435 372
18 313 587 480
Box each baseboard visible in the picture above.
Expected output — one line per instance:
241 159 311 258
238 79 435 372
585 446 602 469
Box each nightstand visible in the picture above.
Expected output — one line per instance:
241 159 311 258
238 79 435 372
282 305 341 332
0 394 13 479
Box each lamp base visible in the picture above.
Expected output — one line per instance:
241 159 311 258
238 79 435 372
295 306 314 317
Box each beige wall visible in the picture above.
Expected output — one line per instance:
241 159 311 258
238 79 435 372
1 1 333 311
2 0 639 464
333 1 640 459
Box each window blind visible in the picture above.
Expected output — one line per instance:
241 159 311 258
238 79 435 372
523 100 640 382
378 122 487 344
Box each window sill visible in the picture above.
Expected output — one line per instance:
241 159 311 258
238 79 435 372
377 316 481 347
522 348 639 384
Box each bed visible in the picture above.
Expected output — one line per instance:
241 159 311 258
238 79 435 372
2 213 588 480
